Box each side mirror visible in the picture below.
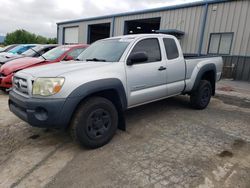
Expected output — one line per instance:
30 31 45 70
64 55 74 61
127 52 148 65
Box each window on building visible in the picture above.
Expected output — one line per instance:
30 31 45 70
130 38 161 63
163 38 179 60
208 33 233 55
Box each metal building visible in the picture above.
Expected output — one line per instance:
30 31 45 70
57 0 250 81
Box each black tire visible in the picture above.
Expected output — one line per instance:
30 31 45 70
70 97 118 149
190 80 212 110
0 88 8 94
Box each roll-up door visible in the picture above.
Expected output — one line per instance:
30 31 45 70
64 27 79 44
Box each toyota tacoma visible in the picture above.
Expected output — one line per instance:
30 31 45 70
9 34 223 148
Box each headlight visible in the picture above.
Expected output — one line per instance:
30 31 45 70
32 77 65 96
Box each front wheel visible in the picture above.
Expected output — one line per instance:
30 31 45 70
70 97 118 149
190 80 212 110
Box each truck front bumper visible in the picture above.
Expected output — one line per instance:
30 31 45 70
9 91 79 129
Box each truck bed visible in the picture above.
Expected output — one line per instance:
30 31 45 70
183 55 223 92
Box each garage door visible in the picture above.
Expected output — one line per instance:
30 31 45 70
88 23 110 44
64 27 79 44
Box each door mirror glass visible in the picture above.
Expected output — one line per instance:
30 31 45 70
127 52 148 65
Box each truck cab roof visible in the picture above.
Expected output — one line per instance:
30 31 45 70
105 33 175 41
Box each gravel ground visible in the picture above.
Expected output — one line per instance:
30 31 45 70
0 88 250 188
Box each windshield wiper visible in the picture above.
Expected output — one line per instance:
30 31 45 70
86 58 106 62
30 48 47 60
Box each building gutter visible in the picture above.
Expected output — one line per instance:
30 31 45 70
198 3 209 56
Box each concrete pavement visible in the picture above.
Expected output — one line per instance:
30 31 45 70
0 80 249 188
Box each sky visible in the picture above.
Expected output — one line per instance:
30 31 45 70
0 0 201 38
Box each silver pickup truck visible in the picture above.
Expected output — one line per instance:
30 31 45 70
9 34 223 148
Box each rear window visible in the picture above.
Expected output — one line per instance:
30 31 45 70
163 38 179 60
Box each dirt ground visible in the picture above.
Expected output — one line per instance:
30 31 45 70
0 88 250 188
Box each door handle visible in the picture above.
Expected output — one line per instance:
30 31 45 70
158 66 167 71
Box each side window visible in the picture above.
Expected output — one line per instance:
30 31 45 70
34 48 51 57
43 47 53 53
163 38 179 60
130 38 161 63
68 48 85 59
19 46 29 54
39 50 46 55
33 52 41 57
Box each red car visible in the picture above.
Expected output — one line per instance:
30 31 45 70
0 44 88 90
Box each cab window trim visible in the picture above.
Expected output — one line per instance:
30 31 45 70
163 38 180 60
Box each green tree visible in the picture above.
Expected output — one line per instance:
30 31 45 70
4 29 57 45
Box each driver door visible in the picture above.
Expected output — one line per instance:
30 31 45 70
126 38 167 107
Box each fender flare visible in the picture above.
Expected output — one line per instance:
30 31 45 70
68 78 127 110
192 63 216 93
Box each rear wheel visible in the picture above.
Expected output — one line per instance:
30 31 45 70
70 97 118 149
190 80 212 109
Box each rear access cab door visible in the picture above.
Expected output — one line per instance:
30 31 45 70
163 37 185 96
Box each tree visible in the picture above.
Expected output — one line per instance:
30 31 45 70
4 29 57 45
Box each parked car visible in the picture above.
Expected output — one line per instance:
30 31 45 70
0 44 88 90
9 34 223 148
0 44 19 53
0 44 37 63
0 44 58 65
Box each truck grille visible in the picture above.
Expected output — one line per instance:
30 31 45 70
13 76 29 96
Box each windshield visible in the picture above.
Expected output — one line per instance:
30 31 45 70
40 46 69 60
9 45 34 54
0 45 14 52
22 46 44 56
77 39 131 62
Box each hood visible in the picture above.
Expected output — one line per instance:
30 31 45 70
0 52 22 63
0 57 45 75
0 56 8 63
0 52 21 58
0 56 23 64
18 61 112 78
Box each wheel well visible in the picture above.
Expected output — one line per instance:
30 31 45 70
201 70 216 95
69 89 126 131
88 89 124 109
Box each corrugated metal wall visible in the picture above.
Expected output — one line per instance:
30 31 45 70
58 6 205 54
58 0 250 56
223 56 250 81
114 6 204 54
202 0 250 56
